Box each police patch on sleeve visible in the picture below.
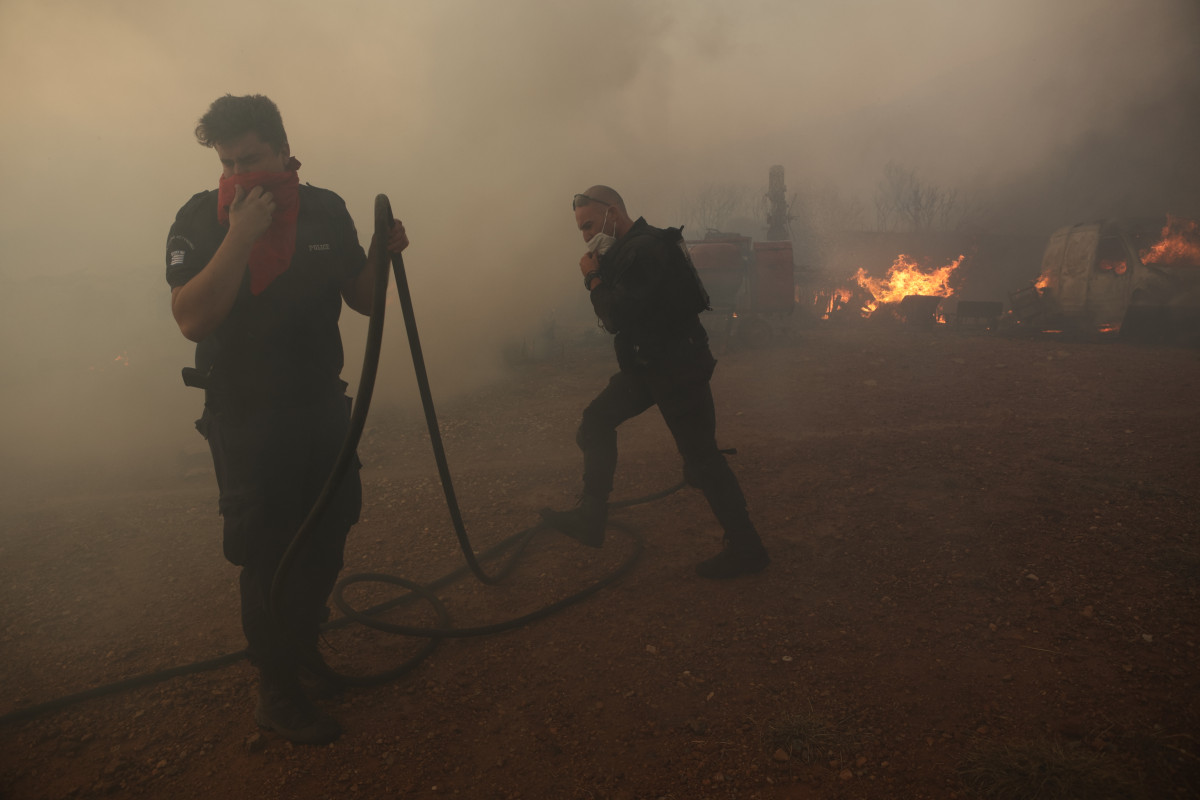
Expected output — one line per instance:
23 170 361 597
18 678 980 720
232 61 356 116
166 234 194 269
167 234 194 252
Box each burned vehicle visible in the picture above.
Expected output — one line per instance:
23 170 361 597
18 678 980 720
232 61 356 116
1017 215 1200 341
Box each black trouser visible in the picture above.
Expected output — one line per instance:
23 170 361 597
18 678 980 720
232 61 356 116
199 393 362 677
577 347 758 544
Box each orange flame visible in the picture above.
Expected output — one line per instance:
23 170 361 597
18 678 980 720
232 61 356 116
1141 215 1200 266
854 254 964 311
811 286 859 316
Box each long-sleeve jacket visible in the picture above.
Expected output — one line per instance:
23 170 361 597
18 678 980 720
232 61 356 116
589 217 712 373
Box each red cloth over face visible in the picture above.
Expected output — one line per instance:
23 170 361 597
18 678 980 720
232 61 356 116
217 156 302 295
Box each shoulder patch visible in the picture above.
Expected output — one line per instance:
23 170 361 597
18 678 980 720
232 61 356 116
167 233 195 251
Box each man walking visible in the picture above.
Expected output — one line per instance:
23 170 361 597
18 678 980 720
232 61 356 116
541 186 768 579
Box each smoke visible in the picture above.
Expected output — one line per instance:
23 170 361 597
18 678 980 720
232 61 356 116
0 0 1197 489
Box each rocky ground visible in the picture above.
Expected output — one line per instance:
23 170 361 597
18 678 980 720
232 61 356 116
1 320 1198 799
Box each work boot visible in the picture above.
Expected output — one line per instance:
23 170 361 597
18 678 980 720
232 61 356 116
255 673 342 745
539 494 608 548
695 537 770 579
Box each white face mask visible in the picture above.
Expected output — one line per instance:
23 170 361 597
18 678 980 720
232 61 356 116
586 207 616 256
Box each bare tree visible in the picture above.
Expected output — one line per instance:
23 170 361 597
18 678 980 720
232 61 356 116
677 183 758 235
791 182 866 268
873 162 980 232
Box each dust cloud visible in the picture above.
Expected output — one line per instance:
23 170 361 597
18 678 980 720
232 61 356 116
0 0 1196 491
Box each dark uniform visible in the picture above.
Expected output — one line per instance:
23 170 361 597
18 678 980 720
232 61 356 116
582 218 762 552
165 184 366 679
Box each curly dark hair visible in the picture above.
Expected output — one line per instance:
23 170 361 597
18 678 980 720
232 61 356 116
194 94 289 151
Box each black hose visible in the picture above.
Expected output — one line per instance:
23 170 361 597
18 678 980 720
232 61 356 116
380 194 533 586
0 652 247 727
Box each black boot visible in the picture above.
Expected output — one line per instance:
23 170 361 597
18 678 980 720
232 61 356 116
695 535 770 579
539 494 608 548
255 669 342 744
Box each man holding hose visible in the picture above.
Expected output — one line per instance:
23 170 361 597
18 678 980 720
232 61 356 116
165 94 406 743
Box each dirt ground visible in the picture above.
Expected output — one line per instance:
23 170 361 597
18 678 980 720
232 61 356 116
2 320 1198 799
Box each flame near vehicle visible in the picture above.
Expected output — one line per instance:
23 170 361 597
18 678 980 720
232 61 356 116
1018 214 1200 339
1034 214 1200 286
1140 215 1200 267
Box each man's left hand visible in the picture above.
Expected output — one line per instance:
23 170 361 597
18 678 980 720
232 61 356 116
386 219 409 254
579 251 598 278
367 218 409 266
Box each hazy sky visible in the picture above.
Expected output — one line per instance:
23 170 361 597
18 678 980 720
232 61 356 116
1 0 1197 486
